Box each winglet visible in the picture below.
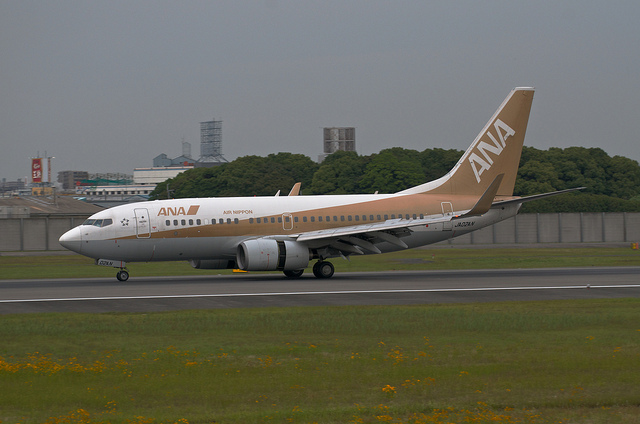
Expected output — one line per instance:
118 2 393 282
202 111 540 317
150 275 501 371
288 182 302 196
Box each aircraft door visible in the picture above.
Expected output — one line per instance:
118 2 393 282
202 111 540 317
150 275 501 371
282 213 294 231
441 202 453 231
134 208 151 238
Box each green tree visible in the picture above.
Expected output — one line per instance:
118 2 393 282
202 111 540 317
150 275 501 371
419 148 463 181
150 153 318 199
360 148 424 193
309 151 369 194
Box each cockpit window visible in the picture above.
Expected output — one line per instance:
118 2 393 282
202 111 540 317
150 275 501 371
82 218 113 227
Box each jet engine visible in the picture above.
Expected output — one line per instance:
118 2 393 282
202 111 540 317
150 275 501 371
189 259 236 269
236 238 310 271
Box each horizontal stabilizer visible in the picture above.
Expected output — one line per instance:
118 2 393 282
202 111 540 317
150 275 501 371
493 187 586 206
460 174 504 217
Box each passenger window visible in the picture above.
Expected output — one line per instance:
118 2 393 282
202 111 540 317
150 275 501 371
413 214 417 219
227 218 231 224
384 214 389 220
166 220 171 226
391 214 396 219
311 216 315 222
326 216 330 222
197 219 202 225
189 219 194 225
303 216 308 222
354 216 359 221
340 216 345 221
234 218 239 224
370 215 375 221
348 216 352 221
362 215 367 221
376 215 381 220
294 216 299 223
271 217 275 223
181 219 186 226
249 218 254 224
219 218 224 224
212 220 216 225
173 220 178 226
318 216 323 222
333 216 338 222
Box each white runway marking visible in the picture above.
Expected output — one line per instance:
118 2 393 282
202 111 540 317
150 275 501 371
2 284 640 304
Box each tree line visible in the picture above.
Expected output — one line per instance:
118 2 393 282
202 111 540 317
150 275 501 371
150 147 640 212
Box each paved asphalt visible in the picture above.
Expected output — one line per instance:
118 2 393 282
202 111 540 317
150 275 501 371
1 267 639 314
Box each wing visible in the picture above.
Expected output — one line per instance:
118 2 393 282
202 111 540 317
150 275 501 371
292 214 454 256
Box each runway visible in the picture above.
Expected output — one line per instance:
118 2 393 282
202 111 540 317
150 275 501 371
1 267 639 314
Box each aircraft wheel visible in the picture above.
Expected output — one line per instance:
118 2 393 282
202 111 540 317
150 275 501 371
313 261 334 279
283 269 304 278
116 270 129 282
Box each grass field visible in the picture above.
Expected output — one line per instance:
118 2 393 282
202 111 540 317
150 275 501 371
1 247 639 280
1 247 639 423
1 300 639 423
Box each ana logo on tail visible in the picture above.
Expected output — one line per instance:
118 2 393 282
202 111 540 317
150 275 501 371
468 119 515 183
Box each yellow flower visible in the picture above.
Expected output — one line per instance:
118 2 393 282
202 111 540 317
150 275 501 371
381 384 396 394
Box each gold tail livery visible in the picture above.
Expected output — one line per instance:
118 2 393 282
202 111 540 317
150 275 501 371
59 87 580 281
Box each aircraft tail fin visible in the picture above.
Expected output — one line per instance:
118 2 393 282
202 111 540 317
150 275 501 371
398 87 534 197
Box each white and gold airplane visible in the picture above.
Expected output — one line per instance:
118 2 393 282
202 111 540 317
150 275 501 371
59 87 577 281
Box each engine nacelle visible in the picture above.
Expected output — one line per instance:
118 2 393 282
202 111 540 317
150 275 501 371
236 238 310 271
189 259 236 269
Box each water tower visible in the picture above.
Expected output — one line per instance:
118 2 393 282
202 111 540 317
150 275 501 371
199 118 228 165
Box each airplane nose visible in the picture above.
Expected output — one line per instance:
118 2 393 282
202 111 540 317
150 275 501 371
59 227 83 253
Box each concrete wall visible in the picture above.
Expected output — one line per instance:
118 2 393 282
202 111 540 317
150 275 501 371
1 213 639 252
0 216 84 252
446 212 640 246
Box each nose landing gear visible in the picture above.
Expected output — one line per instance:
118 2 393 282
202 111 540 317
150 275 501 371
95 259 130 282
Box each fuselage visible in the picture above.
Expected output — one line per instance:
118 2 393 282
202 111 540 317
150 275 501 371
59 192 519 263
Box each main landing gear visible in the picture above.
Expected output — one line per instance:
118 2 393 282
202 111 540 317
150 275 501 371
282 261 335 279
116 269 130 282
283 269 304 278
312 261 334 279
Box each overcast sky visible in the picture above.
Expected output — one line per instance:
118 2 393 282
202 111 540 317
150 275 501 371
2 1 639 182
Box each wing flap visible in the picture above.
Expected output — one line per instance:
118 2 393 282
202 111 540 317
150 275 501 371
293 214 459 258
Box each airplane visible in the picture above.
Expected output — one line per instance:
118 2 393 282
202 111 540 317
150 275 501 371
59 87 580 281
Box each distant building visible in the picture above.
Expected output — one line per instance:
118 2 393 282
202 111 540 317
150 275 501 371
74 166 192 206
132 166 193 185
0 178 26 194
153 153 195 168
319 127 356 162
58 171 90 191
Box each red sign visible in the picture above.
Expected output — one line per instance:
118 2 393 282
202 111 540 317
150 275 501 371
32 158 43 183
